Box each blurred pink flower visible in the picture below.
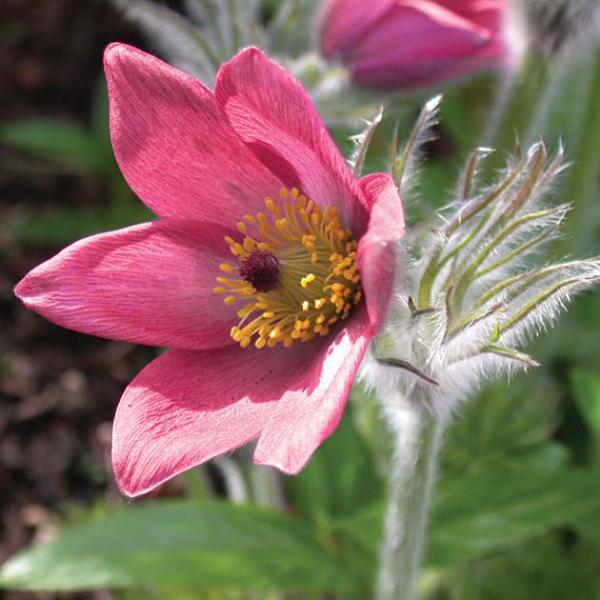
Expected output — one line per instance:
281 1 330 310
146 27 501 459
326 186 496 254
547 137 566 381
15 44 404 496
319 0 509 89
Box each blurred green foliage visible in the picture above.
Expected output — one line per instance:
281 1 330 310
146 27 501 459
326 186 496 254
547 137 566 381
2 401 599 597
0 502 353 595
1 79 151 245
2 2 600 598
571 369 600 464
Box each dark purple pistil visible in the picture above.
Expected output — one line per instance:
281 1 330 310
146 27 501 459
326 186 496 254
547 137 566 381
239 251 280 292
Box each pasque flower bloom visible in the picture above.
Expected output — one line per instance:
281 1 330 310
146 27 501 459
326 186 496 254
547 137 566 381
319 0 508 89
15 44 404 496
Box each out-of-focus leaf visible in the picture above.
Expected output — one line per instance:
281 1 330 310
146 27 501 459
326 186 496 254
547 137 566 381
440 78 490 153
427 470 600 566
442 378 562 476
334 470 600 567
91 79 113 158
572 512 600 548
0 501 351 594
514 442 570 471
555 293 600 362
110 0 219 81
349 379 391 475
334 501 382 558
13 203 152 246
403 159 455 228
570 368 600 437
289 405 383 527
456 534 600 600
0 119 104 174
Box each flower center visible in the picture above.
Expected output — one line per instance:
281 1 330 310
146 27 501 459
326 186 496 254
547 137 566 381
214 187 362 349
239 251 280 292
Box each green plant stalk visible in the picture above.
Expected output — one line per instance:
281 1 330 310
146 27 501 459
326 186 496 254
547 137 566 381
564 49 600 255
375 390 444 600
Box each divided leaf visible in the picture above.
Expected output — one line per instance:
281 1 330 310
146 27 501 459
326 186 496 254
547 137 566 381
334 470 600 567
0 502 350 594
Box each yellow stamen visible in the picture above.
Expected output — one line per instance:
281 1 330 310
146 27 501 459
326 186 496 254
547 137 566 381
300 273 316 288
214 188 363 349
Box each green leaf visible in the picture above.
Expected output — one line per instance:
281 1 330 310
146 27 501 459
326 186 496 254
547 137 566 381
334 470 600 567
572 512 600 548
442 379 562 477
513 442 570 472
428 470 600 566
0 501 350 594
570 368 600 437
456 534 600 600
1 119 104 174
333 501 382 559
91 78 110 149
288 405 383 527
13 203 152 246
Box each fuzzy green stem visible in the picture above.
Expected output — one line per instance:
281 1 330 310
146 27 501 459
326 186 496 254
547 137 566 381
375 393 444 600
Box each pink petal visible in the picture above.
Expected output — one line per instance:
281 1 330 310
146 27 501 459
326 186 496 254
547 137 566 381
113 347 274 496
352 2 488 61
104 43 282 224
458 1 506 30
113 313 372 495
254 307 372 474
398 0 492 42
15 220 239 350
215 47 368 232
357 173 405 330
348 1 504 88
318 0 393 57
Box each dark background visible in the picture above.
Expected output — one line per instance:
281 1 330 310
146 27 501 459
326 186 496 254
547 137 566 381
1 4 153 598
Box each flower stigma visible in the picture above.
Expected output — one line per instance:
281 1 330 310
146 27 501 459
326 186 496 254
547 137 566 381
238 251 280 292
214 187 362 349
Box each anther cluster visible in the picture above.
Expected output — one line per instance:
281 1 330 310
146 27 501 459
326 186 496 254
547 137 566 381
214 187 362 349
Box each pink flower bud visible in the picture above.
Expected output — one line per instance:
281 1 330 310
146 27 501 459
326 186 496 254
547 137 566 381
319 0 510 89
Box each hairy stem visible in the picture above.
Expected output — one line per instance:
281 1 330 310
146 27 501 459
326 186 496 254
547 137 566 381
375 392 444 600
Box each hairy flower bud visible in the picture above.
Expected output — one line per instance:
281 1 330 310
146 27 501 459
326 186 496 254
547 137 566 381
360 99 600 417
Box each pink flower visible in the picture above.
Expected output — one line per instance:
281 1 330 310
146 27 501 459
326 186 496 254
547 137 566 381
319 0 509 89
14 44 404 497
